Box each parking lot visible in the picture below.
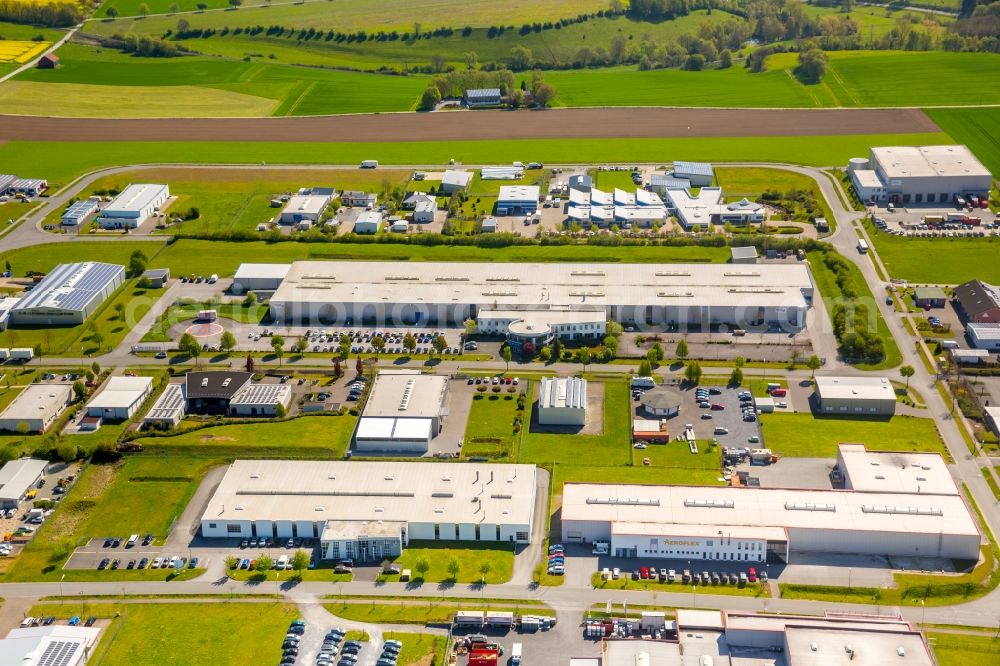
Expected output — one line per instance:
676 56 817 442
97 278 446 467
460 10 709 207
0 460 81 563
668 384 763 447
64 535 207 573
869 202 998 238
452 615 597 666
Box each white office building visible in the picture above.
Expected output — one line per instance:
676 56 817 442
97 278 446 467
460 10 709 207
561 481 980 561
566 187 666 228
86 376 153 421
537 376 587 426
0 383 72 433
97 183 169 228
279 194 331 225
268 261 814 333
231 263 291 293
665 187 765 230
200 460 538 559
355 371 449 454
10 262 125 326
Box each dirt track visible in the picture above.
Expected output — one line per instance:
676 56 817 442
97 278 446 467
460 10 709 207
0 108 940 142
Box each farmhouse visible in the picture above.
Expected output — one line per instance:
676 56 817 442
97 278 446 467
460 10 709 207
537 376 587 426
355 371 449 454
268 261 815 333
0 383 72 433
200 460 538 558
143 382 186 429
672 161 714 187
279 194 331 225
967 323 1000 351
0 458 47 508
913 286 947 308
232 263 291 293
10 262 125 326
60 197 100 226
813 376 896 417
86 376 154 421
954 279 1000 323
341 190 377 208
464 88 502 107
560 480 980 561
439 169 472 193
848 145 992 204
496 185 539 216
97 183 169 229
402 193 434 210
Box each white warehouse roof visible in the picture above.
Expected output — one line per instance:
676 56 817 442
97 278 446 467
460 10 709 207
362 372 448 420
815 376 894 401
87 376 152 410
103 183 168 215
837 444 957 496
497 185 539 203
871 145 991 179
233 263 292 281
0 458 47 503
539 376 586 410
203 460 537 526
282 195 329 216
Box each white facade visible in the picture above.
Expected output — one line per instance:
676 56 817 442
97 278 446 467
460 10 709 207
440 169 472 193
61 197 100 226
0 383 72 433
279 194 331 224
968 323 1000 351
86 376 153 421
496 185 539 215
537 376 587 426
0 458 47 508
412 199 436 223
199 460 537 550
354 371 448 453
561 482 980 562
0 625 101 666
354 211 383 234
268 261 814 333
814 376 896 417
851 145 992 204
98 183 169 228
231 263 291 293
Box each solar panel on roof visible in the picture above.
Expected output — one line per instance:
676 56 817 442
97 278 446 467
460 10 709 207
14 262 124 313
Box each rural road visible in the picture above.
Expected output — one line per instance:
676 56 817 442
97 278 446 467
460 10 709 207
0 24 80 86
0 107 942 142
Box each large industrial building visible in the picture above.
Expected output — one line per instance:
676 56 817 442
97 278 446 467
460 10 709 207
967 322 1000 350
0 458 47 508
0 383 73 433
537 376 587 426
814 376 896 417
834 444 958 496
231 263 291 293
266 261 814 333
10 262 125 326
561 478 980 561
86 375 153 421
954 279 1000 324
97 183 170 228
200 460 537 560
355 371 449 454
566 187 667 228
848 145 992 204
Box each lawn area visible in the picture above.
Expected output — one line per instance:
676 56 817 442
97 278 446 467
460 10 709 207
380 632 447 666
376 540 514 584
142 299 267 342
926 107 1000 175
4 457 215 582
324 599 544 625
0 20 65 42
462 393 523 459
0 134 953 189
759 411 946 459
863 218 1000 284
808 250 902 370
519 381 630 466
0 241 169 276
28 601 298 665
928 632 1000 666
715 167 834 223
132 414 357 458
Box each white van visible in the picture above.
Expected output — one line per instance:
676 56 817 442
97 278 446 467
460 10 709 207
713 427 729 435
277 554 289 570
511 642 522 665
360 160 378 169
126 534 139 548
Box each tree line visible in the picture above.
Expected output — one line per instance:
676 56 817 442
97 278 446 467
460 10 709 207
0 0 81 27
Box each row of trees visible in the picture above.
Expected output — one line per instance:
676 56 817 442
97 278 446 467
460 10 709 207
0 0 81 27
821 252 886 364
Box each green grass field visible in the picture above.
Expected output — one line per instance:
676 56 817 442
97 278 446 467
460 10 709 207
759 412 946 458
377 540 514 584
926 107 1000 175
382 632 447 666
142 299 266 342
862 219 1000 284
0 134 952 193
715 167 834 222
929 632 1000 666
0 19 65 42
462 393 522 459
4 457 214 582
96 0 609 28
16 44 428 116
29 601 299 665
132 414 358 457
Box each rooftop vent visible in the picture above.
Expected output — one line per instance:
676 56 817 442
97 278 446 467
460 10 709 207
684 499 734 509
222 378 231 387
201 378 209 387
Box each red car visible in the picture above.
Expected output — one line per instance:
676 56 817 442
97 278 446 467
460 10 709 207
770 388 787 397
748 567 758 582
710 403 724 411
640 566 649 579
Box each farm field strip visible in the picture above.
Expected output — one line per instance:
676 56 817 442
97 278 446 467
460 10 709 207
0 40 49 63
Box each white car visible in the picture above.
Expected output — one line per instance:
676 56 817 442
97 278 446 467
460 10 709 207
777 401 788 408
633 442 647 449
612 567 620 579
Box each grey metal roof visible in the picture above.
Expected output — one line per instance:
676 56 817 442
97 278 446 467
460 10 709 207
62 198 100 220
14 262 124 314
145 383 186 421
673 161 714 177
0 175 16 193
731 246 758 259
465 88 501 99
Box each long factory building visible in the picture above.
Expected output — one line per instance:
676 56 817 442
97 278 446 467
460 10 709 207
200 460 537 562
562 446 979 562
265 261 814 332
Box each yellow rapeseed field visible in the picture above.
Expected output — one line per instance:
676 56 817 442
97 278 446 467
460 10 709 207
0 41 50 64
